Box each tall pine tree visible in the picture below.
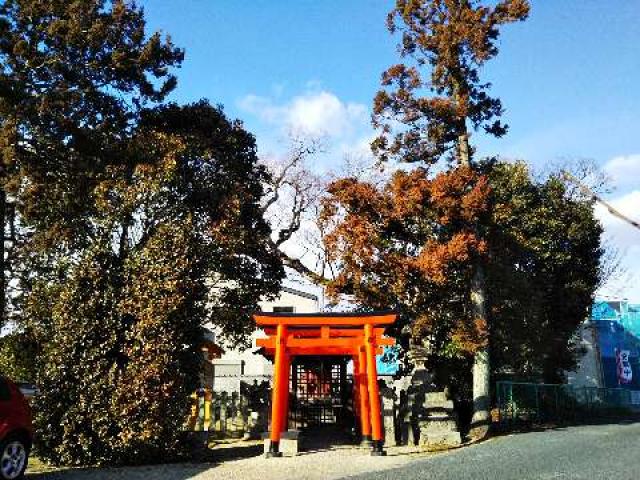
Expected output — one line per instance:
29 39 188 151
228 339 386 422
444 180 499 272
372 0 529 439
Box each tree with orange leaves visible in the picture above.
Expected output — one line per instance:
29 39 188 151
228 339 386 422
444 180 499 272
374 0 529 439
322 166 490 361
372 0 530 166
322 156 603 435
334 0 530 439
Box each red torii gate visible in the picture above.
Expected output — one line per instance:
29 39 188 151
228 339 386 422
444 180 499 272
254 311 397 457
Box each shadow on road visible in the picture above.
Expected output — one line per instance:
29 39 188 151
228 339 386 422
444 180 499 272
492 414 640 437
26 442 265 479
202 442 264 463
27 463 215 480
296 425 359 455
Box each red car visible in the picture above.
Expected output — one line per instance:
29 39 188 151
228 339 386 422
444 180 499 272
0 376 32 480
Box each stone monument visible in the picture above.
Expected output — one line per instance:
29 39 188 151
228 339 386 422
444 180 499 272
405 341 462 448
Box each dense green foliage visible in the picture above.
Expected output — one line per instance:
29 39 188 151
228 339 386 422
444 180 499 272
0 330 37 381
0 0 184 325
485 161 602 383
29 101 282 466
0 1 283 467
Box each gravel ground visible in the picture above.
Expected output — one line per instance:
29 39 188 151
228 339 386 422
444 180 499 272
189 444 429 480
27 442 431 480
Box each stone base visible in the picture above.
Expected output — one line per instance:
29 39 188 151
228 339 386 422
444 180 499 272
418 391 462 448
370 440 387 456
419 430 462 447
371 449 387 456
359 435 373 448
264 450 282 458
262 430 300 457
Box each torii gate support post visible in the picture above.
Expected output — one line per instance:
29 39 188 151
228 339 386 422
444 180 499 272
267 324 288 457
365 323 385 456
280 353 291 432
357 346 372 445
352 355 360 420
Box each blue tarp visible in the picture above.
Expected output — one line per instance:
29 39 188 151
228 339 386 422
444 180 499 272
591 300 640 389
376 346 400 375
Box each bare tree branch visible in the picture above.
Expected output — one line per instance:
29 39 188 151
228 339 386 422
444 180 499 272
561 170 640 231
276 248 330 286
261 133 334 284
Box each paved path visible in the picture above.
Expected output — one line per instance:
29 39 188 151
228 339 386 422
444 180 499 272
346 422 640 480
29 422 640 480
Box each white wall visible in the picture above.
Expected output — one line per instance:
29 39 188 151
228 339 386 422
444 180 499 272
567 321 604 388
259 287 319 313
206 287 320 391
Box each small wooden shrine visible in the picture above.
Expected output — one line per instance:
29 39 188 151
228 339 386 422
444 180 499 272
253 311 397 457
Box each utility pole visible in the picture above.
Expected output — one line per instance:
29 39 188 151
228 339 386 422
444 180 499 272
561 170 640 232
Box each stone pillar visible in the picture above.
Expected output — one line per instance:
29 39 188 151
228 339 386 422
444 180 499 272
419 390 461 448
406 342 462 448
407 346 431 446
379 381 397 445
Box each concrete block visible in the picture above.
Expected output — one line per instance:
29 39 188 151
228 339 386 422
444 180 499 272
262 430 300 457
381 393 397 445
420 419 459 431
425 391 448 404
418 389 462 448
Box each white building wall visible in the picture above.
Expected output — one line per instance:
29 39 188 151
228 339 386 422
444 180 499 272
566 321 604 388
206 286 320 391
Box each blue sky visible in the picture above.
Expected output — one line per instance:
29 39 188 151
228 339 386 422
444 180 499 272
141 1 640 300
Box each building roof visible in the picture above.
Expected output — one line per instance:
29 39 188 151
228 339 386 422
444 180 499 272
281 285 319 301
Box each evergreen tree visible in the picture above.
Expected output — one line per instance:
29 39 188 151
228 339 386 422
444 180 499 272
0 0 183 326
32 101 283 465
485 161 602 382
371 0 529 438
0 3 284 464
0 329 37 380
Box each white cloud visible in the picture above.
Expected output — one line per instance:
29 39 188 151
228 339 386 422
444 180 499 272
237 94 278 123
336 133 376 159
596 191 640 248
238 88 376 174
238 90 368 138
602 154 640 193
596 190 640 300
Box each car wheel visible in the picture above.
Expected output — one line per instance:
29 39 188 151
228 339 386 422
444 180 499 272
0 437 29 480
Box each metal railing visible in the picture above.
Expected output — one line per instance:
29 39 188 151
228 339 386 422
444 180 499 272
496 381 639 427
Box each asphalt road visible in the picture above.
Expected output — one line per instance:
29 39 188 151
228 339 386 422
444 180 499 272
345 422 640 480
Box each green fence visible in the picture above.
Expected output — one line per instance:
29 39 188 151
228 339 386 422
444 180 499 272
496 381 638 427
